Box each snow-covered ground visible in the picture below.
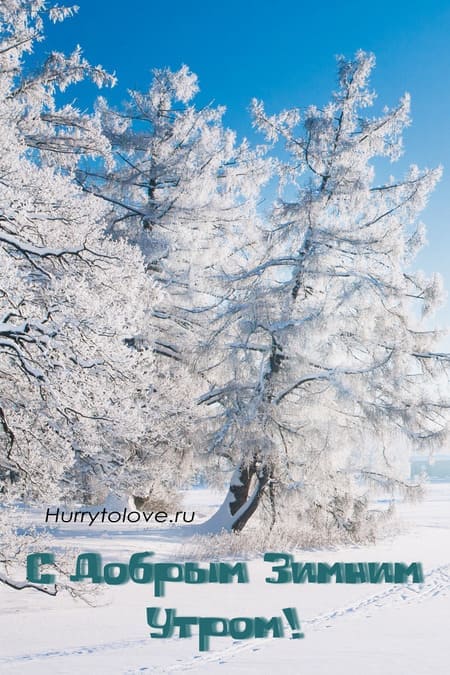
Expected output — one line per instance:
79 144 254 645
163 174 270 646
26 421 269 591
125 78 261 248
1 484 449 674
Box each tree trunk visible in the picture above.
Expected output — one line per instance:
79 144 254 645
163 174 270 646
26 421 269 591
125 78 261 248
229 461 271 531
196 458 271 534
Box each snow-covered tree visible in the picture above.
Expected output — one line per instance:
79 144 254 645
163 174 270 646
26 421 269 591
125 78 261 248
0 1 162 591
197 51 450 538
81 65 268 271
77 66 271 502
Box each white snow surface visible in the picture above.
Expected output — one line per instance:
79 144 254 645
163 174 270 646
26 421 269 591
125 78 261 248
1 484 449 674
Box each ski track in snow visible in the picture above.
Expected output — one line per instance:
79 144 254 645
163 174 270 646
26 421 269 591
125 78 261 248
1 562 449 673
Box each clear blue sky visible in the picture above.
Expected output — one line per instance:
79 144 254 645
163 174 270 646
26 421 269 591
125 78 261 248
40 0 450 333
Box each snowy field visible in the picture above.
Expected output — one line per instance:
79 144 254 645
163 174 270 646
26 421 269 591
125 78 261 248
1 484 449 675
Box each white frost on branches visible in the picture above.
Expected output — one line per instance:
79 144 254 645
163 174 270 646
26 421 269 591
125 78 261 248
0 0 159 593
196 51 450 536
